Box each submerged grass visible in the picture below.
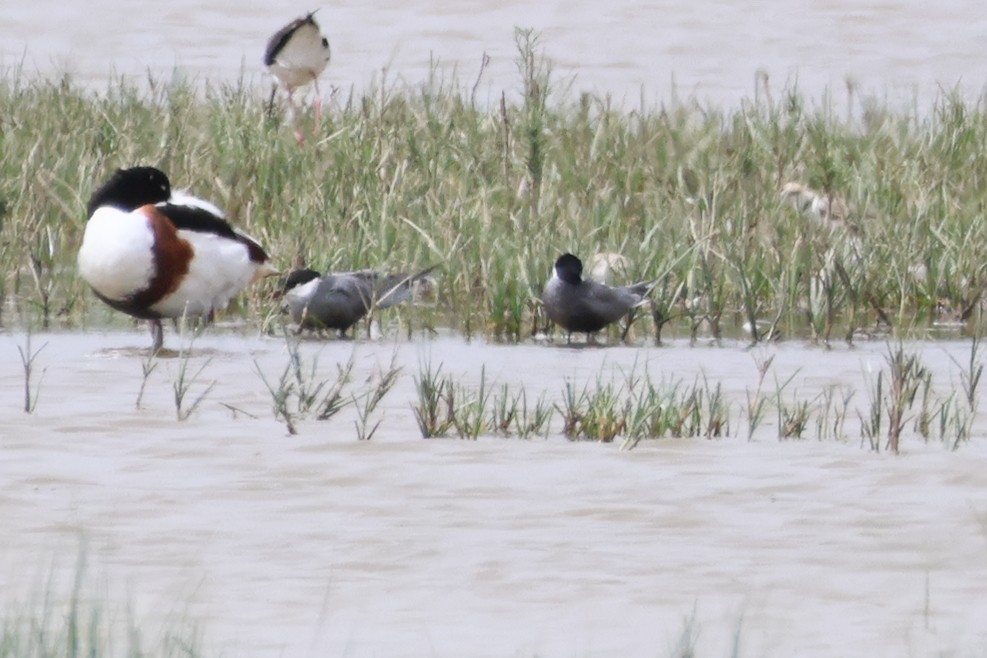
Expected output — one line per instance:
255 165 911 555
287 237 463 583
1 552 203 658
3 33 987 342
16 328 46 413
254 331 358 434
405 342 982 450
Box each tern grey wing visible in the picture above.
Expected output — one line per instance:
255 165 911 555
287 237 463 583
299 275 374 331
582 281 645 324
541 279 623 333
327 270 405 309
374 274 414 308
621 279 656 298
371 265 439 309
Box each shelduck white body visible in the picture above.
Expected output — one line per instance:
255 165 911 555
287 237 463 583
78 207 157 302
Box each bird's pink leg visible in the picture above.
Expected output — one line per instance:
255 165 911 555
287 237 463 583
312 77 324 128
286 87 305 144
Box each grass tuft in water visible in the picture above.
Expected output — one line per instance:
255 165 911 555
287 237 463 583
411 358 455 438
744 352 774 440
171 323 215 422
884 343 929 453
490 384 553 439
254 330 357 434
352 349 402 440
448 365 493 440
16 330 47 414
136 349 159 410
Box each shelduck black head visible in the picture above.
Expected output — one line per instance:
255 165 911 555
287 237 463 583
87 166 172 215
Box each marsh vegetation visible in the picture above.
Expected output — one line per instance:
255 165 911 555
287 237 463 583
0 32 986 346
3 34 987 455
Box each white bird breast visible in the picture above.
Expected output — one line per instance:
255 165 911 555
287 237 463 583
284 278 320 322
270 23 330 88
77 207 156 301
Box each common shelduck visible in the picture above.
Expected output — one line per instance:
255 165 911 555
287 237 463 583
264 12 331 143
541 253 653 341
282 265 437 336
78 166 275 350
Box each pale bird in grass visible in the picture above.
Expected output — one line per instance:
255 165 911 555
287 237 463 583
264 12 332 144
587 252 633 285
780 182 852 230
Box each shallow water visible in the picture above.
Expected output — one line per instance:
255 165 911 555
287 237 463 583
2 329 987 656
3 0 987 108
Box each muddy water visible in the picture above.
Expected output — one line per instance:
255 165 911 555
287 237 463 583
2 329 987 656
2 0 987 108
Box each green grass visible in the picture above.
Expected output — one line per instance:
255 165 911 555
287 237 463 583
1 555 203 658
404 338 980 450
3 32 987 342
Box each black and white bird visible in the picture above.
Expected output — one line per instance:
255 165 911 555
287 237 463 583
264 11 332 143
78 166 275 350
282 266 437 336
541 253 653 342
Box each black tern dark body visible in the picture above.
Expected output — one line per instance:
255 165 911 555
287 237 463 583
541 253 652 337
